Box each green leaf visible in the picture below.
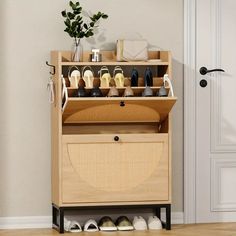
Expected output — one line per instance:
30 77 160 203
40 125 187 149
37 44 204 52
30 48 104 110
90 22 95 27
61 10 67 17
65 19 71 27
76 1 80 6
68 12 75 20
84 23 88 30
102 14 108 19
69 1 74 8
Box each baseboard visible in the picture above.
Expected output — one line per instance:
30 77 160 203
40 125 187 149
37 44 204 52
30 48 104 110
0 216 52 229
0 212 184 229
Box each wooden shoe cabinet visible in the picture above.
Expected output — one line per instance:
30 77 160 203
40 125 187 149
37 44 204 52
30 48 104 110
50 51 177 233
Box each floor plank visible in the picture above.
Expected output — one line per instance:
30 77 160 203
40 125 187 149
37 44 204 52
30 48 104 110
1 224 236 236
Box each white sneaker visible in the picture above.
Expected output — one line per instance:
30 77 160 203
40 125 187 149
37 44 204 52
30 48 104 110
147 216 162 230
133 216 147 230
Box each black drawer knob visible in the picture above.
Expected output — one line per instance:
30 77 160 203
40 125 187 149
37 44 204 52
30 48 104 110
114 136 119 141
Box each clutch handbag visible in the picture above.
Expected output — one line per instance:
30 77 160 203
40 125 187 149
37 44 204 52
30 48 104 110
117 39 148 62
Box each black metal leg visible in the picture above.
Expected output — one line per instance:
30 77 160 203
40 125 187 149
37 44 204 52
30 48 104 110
155 207 161 219
165 204 171 230
52 205 58 227
59 208 64 234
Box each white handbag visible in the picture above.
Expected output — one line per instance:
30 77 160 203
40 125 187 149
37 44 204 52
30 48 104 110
117 39 148 62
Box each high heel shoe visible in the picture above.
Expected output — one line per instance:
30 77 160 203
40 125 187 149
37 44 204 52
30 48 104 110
98 66 111 88
82 66 94 88
144 68 153 87
113 66 125 87
91 86 103 97
68 66 81 88
123 86 134 97
130 68 139 87
108 86 119 97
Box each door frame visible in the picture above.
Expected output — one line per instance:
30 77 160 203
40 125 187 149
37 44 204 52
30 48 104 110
184 0 197 223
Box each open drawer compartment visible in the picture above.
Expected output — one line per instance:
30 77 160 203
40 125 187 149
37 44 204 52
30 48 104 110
62 97 177 124
62 133 169 205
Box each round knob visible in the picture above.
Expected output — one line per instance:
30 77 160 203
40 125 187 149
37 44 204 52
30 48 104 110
114 136 119 142
200 79 208 88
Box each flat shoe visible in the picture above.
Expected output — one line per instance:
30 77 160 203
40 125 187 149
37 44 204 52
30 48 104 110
148 216 162 230
133 216 147 230
115 216 134 231
98 216 117 231
64 218 82 233
84 219 99 232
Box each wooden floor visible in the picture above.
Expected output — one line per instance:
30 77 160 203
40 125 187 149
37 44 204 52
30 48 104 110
1 224 236 236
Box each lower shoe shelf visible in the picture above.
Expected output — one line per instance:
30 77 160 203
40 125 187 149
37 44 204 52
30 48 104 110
52 204 171 234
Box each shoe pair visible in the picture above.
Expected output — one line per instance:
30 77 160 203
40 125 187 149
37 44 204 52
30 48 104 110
107 86 134 97
131 68 153 87
64 218 99 233
99 66 125 88
68 66 95 88
133 216 162 230
99 216 134 231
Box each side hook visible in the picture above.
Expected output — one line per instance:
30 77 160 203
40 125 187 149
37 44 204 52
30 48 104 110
46 61 56 75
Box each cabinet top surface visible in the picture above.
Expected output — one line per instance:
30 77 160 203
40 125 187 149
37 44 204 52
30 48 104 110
51 50 171 66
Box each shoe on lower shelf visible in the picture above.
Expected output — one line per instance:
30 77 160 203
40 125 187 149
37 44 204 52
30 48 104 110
98 216 117 231
64 218 82 233
148 216 162 230
116 216 134 231
84 219 99 232
133 216 147 230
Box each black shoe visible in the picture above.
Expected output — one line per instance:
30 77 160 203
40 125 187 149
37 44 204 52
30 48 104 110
130 68 139 87
91 86 103 97
144 68 153 87
77 86 87 97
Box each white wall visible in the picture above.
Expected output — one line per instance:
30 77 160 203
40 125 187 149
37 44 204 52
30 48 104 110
0 0 183 217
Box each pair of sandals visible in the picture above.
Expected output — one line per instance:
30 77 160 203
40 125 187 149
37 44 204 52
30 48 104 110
68 66 94 88
68 66 125 88
98 66 125 88
133 216 162 230
64 218 100 233
99 216 134 231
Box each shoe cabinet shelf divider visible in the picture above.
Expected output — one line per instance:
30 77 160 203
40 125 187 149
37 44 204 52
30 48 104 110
51 51 177 233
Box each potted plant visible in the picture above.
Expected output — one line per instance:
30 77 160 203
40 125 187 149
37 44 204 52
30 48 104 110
62 1 108 62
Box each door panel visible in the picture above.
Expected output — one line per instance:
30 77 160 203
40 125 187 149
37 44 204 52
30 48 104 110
62 134 169 204
196 0 236 222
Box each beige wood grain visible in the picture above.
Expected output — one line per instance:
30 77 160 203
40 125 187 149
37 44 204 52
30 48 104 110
1 223 236 236
51 50 175 208
62 98 177 124
62 123 160 135
59 50 170 65
51 51 62 205
61 134 169 205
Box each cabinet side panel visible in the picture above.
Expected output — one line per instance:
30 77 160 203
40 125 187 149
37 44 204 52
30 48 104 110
51 51 62 205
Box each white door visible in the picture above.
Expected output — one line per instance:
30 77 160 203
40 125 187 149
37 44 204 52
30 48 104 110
196 0 236 222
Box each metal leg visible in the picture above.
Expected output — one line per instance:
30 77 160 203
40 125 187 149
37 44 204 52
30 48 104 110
155 207 161 219
52 205 58 227
59 208 64 234
165 204 171 230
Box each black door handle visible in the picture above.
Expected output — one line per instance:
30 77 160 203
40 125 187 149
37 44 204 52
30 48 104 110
200 67 225 75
